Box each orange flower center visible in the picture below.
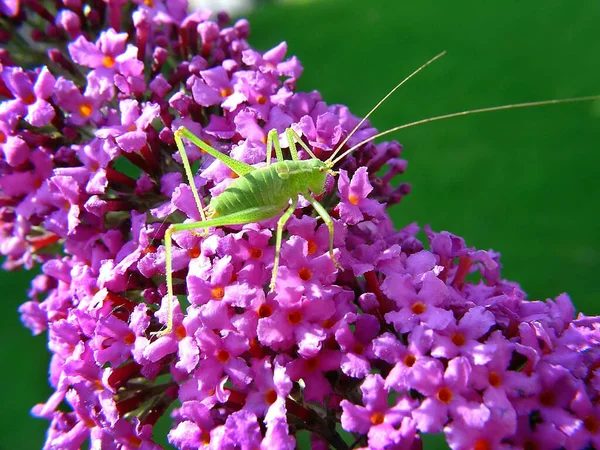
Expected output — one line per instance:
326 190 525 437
348 193 360 205
437 387 453 404
250 248 263 259
287 310 302 325
256 95 267 105
404 354 416 367
200 431 210 445
142 245 157 254
264 389 277 405
523 441 538 450
83 417 96 428
188 247 201 258
473 440 492 450
539 390 556 407
257 303 273 318
307 240 318 255
298 267 312 281
488 371 502 387
102 55 116 68
322 318 335 329
411 301 426 315
370 412 385 425
220 88 233 98
0 131 6 144
352 343 365 355
126 436 142 447
216 349 230 363
211 286 225 299
79 103 93 117
451 332 466 347
304 357 319 371
22 93 36 105
584 415 599 434
123 332 135 346
175 325 186 340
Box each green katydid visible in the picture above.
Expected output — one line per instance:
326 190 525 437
154 51 600 337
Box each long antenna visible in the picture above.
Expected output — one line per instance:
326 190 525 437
325 51 447 164
330 95 600 166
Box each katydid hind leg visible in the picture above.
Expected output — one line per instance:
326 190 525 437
270 197 298 292
152 205 284 337
306 195 342 270
177 127 254 177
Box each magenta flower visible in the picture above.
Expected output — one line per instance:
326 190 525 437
242 41 303 83
168 402 217 450
2 1 599 449
286 349 342 402
411 356 488 433
0 66 56 127
96 99 160 152
297 111 343 152
338 167 386 224
92 314 137 366
341 374 416 449
0 120 28 166
335 314 379 378
53 77 109 126
430 306 497 365
383 269 454 333
68 29 140 81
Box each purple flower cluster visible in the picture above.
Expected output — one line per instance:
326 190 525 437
2 1 599 449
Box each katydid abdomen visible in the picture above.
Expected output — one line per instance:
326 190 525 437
208 159 328 218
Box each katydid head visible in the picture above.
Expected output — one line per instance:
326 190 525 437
323 159 338 176
305 158 332 195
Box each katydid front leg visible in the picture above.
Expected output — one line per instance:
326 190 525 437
266 128 285 165
305 194 343 270
267 128 317 163
269 197 298 292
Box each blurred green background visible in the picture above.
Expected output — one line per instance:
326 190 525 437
1 0 599 448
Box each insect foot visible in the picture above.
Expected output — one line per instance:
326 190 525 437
150 325 171 339
332 255 343 271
